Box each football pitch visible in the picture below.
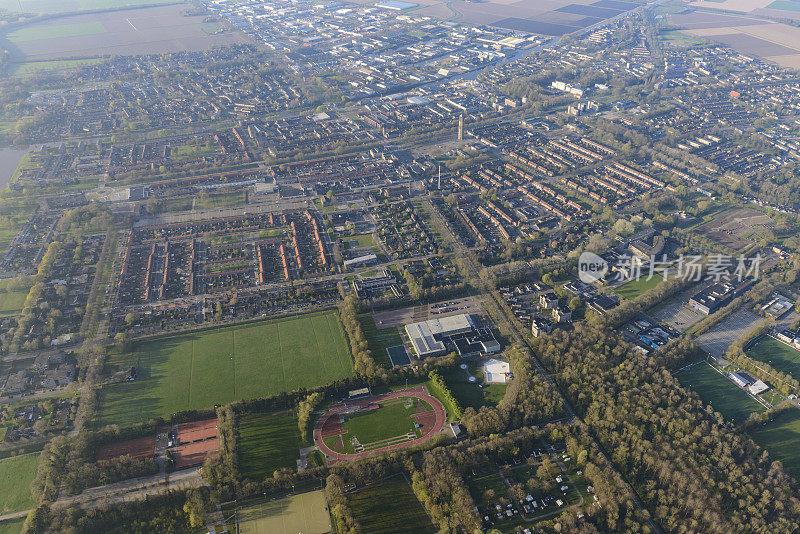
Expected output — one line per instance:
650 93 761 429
237 490 331 534
676 361 764 424
0 453 37 515
746 336 800 380
238 411 301 481
749 408 800 479
346 475 435 534
613 274 662 300
98 311 353 427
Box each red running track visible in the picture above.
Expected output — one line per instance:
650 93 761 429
313 385 446 464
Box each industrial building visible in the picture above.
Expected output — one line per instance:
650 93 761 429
405 314 499 358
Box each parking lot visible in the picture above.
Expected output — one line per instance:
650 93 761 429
696 308 762 357
372 296 484 328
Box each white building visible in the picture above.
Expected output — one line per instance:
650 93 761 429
405 314 476 358
484 359 511 384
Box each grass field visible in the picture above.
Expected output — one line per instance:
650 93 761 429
6 22 107 43
343 399 425 443
660 30 708 46
0 517 24 534
442 366 505 411
749 408 800 479
746 336 800 380
346 475 435 534
359 314 402 367
613 274 662 300
0 453 37 515
676 362 764 424
0 280 30 316
237 490 331 534
98 311 353 427
237 411 301 481
9 58 105 76
467 473 508 507
0 0 176 13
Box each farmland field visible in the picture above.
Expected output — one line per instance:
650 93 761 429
2 5 245 61
676 361 764 424
237 490 331 534
746 335 800 379
98 311 353 427
0 0 178 13
6 22 107 44
748 408 800 479
237 411 301 481
0 453 37 515
346 475 435 534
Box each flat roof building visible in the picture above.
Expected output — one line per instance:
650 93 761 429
405 314 476 358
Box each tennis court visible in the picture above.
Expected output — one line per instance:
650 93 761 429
237 490 331 534
387 345 411 366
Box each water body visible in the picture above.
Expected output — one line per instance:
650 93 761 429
0 147 28 190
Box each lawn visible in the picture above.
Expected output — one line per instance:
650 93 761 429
613 274 662 300
346 475 435 534
342 398 425 445
0 453 38 515
98 311 353 427
746 336 800 381
237 490 331 534
660 30 708 46
441 366 505 411
749 408 800 479
676 362 765 424
9 58 105 76
359 313 402 367
467 473 508 507
0 518 24 534
0 280 30 316
237 411 301 481
172 142 218 159
6 21 107 43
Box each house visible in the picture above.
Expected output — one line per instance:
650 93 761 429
553 305 572 323
539 292 558 309
532 316 554 337
484 359 511 383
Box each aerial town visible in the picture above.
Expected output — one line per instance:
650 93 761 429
1 0 800 532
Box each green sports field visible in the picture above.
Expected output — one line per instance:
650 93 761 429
98 311 353 427
346 475 435 534
613 274 662 300
0 453 37 515
0 280 29 316
358 313 402 367
749 408 800 479
9 58 106 77
237 490 331 534
237 411 301 481
746 336 800 381
676 362 764 424
6 22 107 44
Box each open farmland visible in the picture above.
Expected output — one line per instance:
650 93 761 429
0 453 37 515
748 408 800 479
1 5 246 61
0 0 178 14
98 310 353 427
237 490 332 534
746 335 800 379
237 411 302 481
675 361 764 424
346 475 435 534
